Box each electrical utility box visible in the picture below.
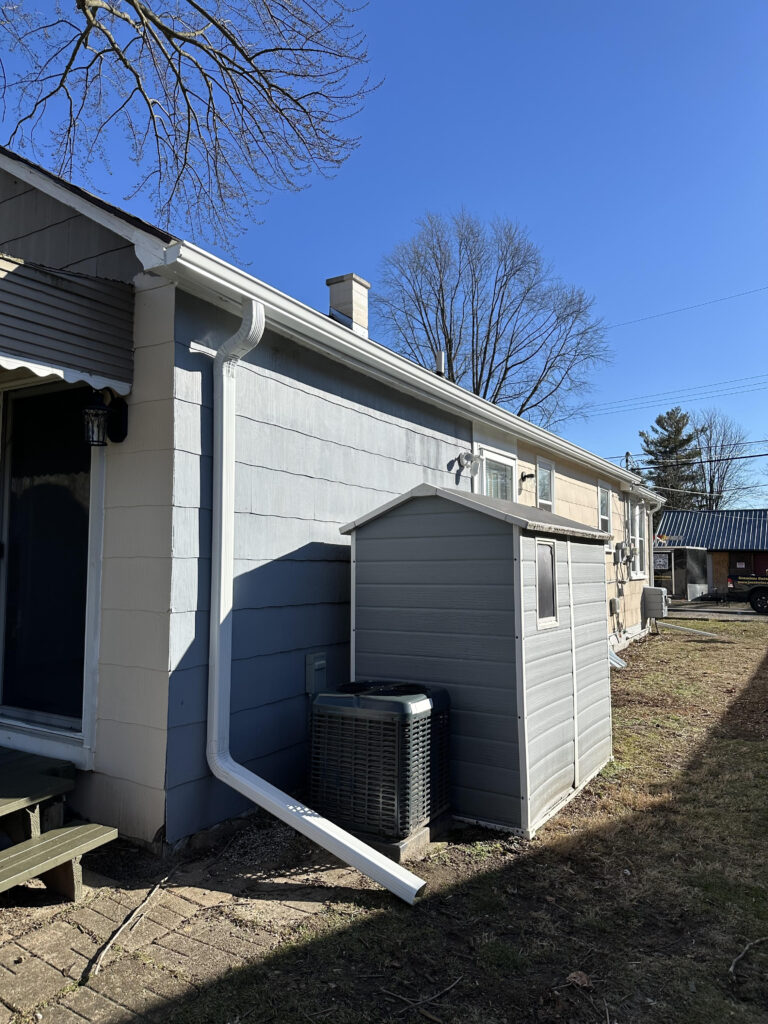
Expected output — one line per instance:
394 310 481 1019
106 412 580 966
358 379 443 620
641 586 669 621
340 484 613 839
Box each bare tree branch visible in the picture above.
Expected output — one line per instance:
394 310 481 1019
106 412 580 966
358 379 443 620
372 210 609 429
0 0 373 242
691 408 764 510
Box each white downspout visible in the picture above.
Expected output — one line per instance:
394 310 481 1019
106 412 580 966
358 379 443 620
206 298 426 905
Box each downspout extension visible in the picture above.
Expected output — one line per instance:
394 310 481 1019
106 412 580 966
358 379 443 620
206 299 426 905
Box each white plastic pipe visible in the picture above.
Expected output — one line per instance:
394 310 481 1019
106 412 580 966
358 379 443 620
206 298 426 905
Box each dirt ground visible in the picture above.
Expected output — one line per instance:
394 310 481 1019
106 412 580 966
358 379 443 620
2 618 767 1023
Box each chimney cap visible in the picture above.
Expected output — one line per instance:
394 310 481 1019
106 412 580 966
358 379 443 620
325 272 371 290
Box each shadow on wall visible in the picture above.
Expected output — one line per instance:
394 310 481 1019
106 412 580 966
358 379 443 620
157 638 768 1022
165 541 352 843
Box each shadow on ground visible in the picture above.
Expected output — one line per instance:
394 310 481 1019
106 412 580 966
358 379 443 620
143 633 768 1024
5 627 768 1024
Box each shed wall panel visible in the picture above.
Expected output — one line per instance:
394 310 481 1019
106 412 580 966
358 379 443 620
353 497 521 827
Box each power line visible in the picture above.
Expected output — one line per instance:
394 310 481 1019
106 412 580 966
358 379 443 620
589 382 768 418
630 450 768 470
607 437 768 463
589 372 768 413
605 284 768 330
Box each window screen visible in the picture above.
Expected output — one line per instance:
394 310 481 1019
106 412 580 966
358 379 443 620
537 542 556 621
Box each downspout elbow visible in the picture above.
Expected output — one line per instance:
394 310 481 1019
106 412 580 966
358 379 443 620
205 297 426 905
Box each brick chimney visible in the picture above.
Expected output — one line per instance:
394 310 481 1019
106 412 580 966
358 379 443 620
326 273 370 338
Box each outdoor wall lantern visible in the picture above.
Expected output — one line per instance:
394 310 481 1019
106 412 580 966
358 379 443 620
83 389 128 446
520 471 535 482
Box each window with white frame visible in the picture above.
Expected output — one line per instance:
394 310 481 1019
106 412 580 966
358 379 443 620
480 447 517 502
626 498 647 577
536 540 558 626
598 482 612 549
537 458 554 512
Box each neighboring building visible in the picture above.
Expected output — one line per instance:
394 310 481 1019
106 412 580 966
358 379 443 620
0 147 661 846
657 509 768 595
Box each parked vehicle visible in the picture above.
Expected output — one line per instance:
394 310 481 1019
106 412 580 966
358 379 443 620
727 574 768 613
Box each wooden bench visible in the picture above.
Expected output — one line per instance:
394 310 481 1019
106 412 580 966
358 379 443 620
0 824 117 901
0 770 75 842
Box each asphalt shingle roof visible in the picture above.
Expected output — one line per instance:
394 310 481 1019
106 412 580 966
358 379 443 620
656 509 768 551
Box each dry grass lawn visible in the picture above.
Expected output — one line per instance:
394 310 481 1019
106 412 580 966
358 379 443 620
148 619 768 1023
24 619 766 1024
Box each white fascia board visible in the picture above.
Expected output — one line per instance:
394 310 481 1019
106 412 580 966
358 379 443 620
155 241 645 491
632 484 666 507
0 152 171 269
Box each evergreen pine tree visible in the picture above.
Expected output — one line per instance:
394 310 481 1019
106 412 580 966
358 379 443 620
639 407 702 511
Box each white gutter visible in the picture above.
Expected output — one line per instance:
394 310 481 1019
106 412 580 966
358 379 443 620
206 297 426 905
154 241 646 492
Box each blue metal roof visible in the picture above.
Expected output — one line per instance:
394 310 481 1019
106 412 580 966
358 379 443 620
656 509 768 551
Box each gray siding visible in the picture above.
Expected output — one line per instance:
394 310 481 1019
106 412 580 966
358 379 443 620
521 534 576 826
354 496 520 827
521 533 611 830
0 255 133 387
570 544 612 783
165 295 472 841
0 169 141 280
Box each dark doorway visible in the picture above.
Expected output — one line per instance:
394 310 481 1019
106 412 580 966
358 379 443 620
0 387 91 725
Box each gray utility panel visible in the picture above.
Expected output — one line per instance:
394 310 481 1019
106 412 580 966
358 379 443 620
341 484 612 837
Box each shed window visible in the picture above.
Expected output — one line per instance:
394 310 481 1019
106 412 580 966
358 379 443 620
537 459 554 512
536 541 557 624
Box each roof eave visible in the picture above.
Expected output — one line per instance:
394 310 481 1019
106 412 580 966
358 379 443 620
340 484 610 541
156 241 647 491
0 148 175 269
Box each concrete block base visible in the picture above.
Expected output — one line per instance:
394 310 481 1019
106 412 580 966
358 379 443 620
357 813 453 864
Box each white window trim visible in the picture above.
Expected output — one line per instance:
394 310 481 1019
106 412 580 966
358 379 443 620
625 497 647 580
475 443 518 500
536 539 559 629
0 382 103 770
536 457 555 513
598 480 613 551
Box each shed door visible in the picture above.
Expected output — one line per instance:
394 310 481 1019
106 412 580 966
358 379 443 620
0 387 91 726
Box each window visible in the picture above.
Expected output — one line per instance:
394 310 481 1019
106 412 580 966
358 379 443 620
536 541 557 625
598 482 612 549
479 446 517 502
626 498 647 577
536 459 554 512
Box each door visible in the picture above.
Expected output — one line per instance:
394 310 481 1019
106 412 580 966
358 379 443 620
0 387 91 727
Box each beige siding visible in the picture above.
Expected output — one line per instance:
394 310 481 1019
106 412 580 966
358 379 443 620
475 427 651 647
71 278 176 842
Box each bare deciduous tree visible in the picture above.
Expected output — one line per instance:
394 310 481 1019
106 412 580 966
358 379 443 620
372 211 609 428
0 0 371 240
692 408 762 509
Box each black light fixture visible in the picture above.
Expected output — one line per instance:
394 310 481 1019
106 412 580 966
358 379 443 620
520 471 535 482
83 389 128 447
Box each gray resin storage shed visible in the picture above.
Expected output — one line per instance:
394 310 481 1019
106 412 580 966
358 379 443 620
340 485 612 837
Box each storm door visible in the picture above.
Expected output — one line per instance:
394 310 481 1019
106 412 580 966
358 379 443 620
0 387 91 727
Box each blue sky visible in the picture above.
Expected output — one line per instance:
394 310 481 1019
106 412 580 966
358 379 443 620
6 2 768 478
